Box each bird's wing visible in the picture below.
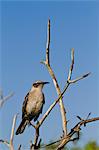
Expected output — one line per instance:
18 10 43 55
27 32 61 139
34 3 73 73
34 93 45 121
39 92 45 114
22 92 29 119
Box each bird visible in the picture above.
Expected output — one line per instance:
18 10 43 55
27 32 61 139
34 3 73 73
16 80 49 135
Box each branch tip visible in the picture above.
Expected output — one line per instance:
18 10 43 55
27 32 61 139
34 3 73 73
40 60 46 65
83 72 91 78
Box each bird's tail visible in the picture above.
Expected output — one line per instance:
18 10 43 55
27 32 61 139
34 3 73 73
16 118 29 135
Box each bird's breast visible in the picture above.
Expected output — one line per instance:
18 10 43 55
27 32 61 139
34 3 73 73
26 91 44 115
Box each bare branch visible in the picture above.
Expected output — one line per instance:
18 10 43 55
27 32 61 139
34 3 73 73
18 144 21 150
0 89 3 99
68 48 74 81
86 112 91 120
10 114 17 150
0 91 14 108
3 92 14 102
42 19 67 137
68 72 91 84
77 115 84 121
0 139 10 148
46 19 50 65
0 114 17 150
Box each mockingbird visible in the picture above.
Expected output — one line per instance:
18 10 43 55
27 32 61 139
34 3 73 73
16 80 49 135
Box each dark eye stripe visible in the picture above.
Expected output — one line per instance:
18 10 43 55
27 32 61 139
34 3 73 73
33 83 39 87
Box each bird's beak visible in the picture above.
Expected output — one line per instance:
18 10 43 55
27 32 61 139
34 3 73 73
42 81 49 85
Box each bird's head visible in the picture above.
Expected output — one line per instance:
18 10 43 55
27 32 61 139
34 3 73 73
30 80 49 92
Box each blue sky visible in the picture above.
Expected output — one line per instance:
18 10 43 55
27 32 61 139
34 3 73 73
0 1 99 149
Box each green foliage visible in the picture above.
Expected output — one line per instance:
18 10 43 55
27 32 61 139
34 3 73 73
70 141 99 150
84 141 99 150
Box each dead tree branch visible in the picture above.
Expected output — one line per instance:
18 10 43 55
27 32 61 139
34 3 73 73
10 114 17 150
0 114 17 150
41 19 67 136
18 144 21 150
0 140 10 148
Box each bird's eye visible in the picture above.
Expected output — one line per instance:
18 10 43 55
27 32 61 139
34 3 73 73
33 83 39 88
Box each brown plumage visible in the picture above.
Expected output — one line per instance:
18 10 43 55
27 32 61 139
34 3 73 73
16 81 49 135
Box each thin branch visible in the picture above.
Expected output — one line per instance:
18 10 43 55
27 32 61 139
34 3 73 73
68 48 74 81
41 19 67 137
46 19 50 65
0 114 17 150
0 91 14 108
10 114 17 150
18 144 21 150
0 139 10 148
0 89 3 99
3 92 14 102
68 72 91 84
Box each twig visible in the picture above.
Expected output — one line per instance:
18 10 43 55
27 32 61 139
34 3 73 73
46 19 50 64
68 72 91 84
18 144 21 150
0 90 14 108
0 89 3 99
68 48 74 81
0 139 10 148
10 114 17 150
3 92 14 102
